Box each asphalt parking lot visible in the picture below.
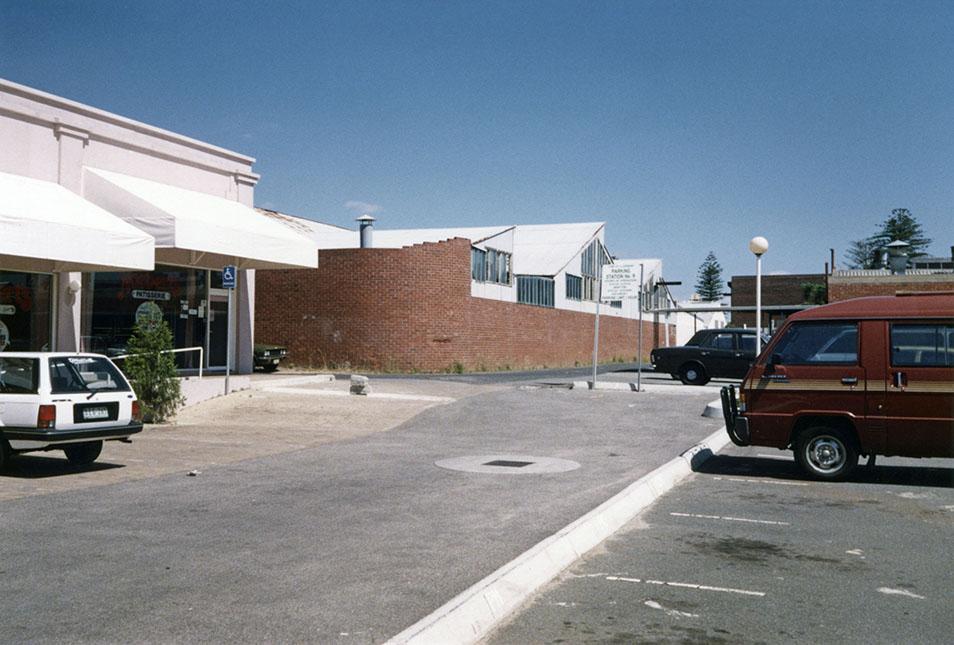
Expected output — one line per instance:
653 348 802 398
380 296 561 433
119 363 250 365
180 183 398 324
487 446 954 644
0 378 722 643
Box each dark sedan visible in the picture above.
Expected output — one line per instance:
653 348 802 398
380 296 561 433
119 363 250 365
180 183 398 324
650 328 768 385
254 343 288 372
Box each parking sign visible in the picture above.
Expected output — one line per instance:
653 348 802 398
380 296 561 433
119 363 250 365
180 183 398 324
222 265 237 289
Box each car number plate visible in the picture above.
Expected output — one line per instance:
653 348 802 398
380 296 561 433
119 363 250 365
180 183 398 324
272 359 280 364
82 407 109 421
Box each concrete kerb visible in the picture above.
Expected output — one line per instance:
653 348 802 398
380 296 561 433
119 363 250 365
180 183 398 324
703 398 724 418
387 426 732 645
249 374 335 389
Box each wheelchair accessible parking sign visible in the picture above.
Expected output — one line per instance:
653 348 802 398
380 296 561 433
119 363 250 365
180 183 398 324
222 265 237 289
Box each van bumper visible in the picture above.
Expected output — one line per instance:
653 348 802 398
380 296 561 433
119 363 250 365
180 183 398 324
721 385 751 446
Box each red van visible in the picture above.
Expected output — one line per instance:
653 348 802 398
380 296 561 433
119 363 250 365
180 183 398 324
722 293 954 480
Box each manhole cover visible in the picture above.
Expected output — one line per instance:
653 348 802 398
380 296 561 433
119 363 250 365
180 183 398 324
483 460 533 468
435 455 581 474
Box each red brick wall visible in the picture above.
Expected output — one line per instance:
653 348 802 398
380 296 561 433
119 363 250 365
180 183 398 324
828 275 954 301
255 237 668 372
730 273 826 327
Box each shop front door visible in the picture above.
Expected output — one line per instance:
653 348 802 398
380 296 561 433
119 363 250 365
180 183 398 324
208 297 228 368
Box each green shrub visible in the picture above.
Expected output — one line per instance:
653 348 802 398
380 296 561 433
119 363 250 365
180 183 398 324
122 321 184 423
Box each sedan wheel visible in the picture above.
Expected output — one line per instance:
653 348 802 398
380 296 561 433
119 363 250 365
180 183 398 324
679 363 709 386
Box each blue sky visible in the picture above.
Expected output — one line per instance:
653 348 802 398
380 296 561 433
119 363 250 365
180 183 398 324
2 0 952 298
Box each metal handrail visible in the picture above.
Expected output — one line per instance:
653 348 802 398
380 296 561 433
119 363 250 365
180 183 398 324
113 346 204 379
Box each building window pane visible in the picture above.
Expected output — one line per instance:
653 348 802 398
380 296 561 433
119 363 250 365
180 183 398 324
517 276 554 307
566 274 582 301
0 271 53 352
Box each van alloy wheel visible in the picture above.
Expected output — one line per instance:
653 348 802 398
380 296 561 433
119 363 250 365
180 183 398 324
794 426 858 481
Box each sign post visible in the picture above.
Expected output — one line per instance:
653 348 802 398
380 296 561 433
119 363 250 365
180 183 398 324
599 262 643 390
637 263 645 392
222 265 237 395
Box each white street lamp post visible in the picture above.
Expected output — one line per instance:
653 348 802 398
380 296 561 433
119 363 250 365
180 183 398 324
749 236 769 356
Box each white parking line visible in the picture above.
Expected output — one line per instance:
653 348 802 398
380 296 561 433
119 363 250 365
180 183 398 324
606 576 765 597
670 512 790 526
756 453 794 461
644 600 699 618
878 587 925 600
713 476 809 487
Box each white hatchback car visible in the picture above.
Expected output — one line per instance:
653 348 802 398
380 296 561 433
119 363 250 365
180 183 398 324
0 353 143 468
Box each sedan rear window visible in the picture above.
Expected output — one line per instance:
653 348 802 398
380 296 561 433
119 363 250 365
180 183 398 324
771 323 858 365
0 357 39 394
48 356 131 394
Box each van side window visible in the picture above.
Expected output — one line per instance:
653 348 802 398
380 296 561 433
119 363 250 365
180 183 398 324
891 323 954 367
771 322 858 365
0 357 39 394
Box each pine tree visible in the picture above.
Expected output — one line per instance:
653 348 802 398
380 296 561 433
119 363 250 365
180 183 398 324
845 208 933 269
846 237 882 269
695 252 724 301
870 208 932 257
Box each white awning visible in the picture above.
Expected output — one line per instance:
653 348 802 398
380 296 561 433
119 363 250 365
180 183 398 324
84 168 318 270
0 170 154 272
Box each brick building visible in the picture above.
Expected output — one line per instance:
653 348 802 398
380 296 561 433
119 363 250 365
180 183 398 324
728 273 826 332
828 270 954 301
255 213 672 372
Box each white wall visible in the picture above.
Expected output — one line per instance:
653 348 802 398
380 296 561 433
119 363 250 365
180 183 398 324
0 79 259 370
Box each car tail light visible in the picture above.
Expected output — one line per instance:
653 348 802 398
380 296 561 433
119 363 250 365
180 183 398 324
131 400 143 423
37 404 56 429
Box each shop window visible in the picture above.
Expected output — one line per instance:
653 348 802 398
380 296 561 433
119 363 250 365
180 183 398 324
0 271 53 352
81 265 208 369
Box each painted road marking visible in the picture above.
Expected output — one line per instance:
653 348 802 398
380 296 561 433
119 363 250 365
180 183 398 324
756 453 794 461
670 512 790 526
644 600 699 618
713 476 809 487
606 576 765 597
878 587 925 600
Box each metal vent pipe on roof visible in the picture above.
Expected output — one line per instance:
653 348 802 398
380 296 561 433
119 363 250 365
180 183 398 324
357 214 375 248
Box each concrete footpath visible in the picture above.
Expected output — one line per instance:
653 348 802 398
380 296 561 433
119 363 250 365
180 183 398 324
0 380 724 643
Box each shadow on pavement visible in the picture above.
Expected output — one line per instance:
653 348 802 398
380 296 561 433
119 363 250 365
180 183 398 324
0 456 123 479
697 454 954 489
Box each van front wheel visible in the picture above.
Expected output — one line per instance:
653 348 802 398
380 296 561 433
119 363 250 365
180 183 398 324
64 441 103 466
794 427 857 481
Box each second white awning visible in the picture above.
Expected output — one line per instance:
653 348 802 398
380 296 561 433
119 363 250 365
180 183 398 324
84 168 318 270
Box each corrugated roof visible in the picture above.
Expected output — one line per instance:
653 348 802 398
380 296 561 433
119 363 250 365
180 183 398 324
258 208 611 274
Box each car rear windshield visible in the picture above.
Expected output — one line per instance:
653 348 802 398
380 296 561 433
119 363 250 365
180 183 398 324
48 356 131 394
0 357 39 394
771 322 858 365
